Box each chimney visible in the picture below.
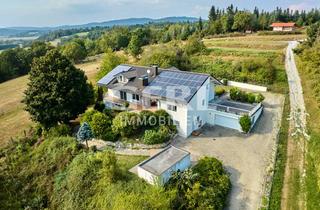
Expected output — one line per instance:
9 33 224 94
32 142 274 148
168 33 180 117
140 75 148 86
152 65 158 76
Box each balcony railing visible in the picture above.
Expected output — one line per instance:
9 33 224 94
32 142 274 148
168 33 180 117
208 102 251 116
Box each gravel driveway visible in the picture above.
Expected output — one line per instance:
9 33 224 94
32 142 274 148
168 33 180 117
173 92 284 210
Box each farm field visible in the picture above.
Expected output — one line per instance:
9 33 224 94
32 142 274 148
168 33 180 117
0 57 102 147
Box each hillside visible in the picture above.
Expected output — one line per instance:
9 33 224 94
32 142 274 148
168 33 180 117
0 16 198 37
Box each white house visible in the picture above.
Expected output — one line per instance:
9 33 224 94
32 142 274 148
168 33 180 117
98 64 263 137
271 22 296 31
137 146 191 185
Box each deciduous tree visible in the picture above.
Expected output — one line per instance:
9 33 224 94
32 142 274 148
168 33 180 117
23 50 94 128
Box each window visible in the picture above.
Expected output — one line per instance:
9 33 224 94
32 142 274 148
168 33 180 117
174 120 180 127
167 104 177 112
120 91 127 100
118 75 124 82
202 99 205 106
133 94 140 101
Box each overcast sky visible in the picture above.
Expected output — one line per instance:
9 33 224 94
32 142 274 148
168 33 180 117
1 0 319 27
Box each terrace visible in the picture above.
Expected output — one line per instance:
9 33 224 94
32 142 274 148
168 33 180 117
208 99 262 116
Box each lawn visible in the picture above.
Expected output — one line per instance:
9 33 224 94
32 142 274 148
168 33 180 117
0 57 102 147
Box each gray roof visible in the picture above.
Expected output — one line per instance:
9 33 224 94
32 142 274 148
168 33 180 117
98 64 222 101
142 70 210 103
138 146 190 176
97 64 132 86
99 64 164 94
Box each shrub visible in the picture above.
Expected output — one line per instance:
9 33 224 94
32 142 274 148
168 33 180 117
230 88 265 103
143 126 171 145
168 157 231 210
112 112 140 138
46 124 72 137
221 78 228 85
256 93 265 103
90 112 114 141
80 109 115 141
239 115 251 133
0 137 81 209
184 36 207 55
215 86 225 96
155 109 172 126
94 101 105 112
247 93 256 104
80 109 99 124
139 110 156 128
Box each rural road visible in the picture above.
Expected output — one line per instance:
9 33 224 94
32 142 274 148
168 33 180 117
285 41 308 138
281 41 308 209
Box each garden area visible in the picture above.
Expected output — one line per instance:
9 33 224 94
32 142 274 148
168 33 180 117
79 107 177 146
0 132 230 210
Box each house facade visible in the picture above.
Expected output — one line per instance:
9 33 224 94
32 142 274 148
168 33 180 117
271 22 296 31
98 64 263 138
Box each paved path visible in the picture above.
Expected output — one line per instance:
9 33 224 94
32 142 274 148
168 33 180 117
281 41 308 209
285 41 308 138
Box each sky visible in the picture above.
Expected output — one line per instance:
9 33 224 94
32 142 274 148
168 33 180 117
0 0 319 27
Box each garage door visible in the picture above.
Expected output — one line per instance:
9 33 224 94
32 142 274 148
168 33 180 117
214 114 240 131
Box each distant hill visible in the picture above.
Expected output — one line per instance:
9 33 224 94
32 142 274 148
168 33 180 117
0 16 198 37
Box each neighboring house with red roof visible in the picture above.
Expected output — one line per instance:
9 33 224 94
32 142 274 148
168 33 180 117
271 22 296 31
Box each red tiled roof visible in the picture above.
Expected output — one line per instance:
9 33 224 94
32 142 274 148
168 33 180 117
271 22 295 27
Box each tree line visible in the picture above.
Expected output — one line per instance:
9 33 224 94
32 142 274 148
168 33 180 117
206 5 320 34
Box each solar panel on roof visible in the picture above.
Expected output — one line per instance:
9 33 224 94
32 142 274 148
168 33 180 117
142 70 208 103
97 65 131 86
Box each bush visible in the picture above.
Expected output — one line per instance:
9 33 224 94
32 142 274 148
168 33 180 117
52 150 120 209
143 126 171 145
139 110 156 128
215 86 225 96
80 109 115 141
256 93 265 103
0 137 81 209
230 88 265 103
46 124 72 137
247 93 256 104
112 112 140 138
239 115 251 133
184 36 207 55
94 101 105 112
168 157 231 210
90 112 115 141
155 109 172 126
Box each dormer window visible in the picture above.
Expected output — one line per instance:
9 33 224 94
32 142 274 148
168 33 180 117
119 75 124 82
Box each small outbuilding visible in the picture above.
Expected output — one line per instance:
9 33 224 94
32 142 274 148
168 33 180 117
137 146 191 185
271 22 296 31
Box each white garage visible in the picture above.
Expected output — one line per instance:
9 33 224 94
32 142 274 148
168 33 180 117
137 146 191 185
214 113 241 131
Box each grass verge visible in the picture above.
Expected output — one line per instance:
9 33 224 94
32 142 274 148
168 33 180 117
296 56 320 210
268 94 290 209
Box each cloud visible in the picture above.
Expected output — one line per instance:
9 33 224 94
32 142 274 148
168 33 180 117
192 5 210 17
289 1 317 11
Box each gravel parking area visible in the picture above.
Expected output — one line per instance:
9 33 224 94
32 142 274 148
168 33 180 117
173 92 285 210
